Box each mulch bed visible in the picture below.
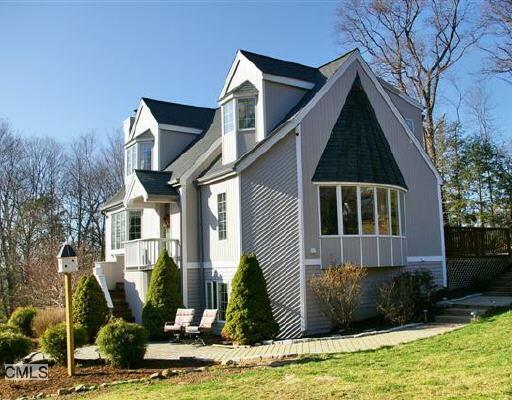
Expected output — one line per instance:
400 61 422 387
0 359 216 400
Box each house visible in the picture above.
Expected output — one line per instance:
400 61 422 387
94 48 446 338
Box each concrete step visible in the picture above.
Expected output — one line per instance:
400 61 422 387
435 314 474 324
442 307 483 316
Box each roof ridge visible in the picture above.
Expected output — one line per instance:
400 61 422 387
316 48 359 69
142 97 216 111
239 49 319 71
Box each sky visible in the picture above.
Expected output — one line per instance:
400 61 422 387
0 1 510 142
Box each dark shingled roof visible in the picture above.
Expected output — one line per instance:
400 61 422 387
101 187 125 211
134 170 179 196
312 75 407 189
142 98 216 131
240 50 325 84
164 108 222 180
58 243 77 258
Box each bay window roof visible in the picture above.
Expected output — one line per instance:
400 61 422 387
312 75 407 190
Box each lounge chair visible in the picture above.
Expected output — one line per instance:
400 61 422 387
164 308 195 341
185 309 218 345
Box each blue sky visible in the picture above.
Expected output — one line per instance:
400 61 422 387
1 1 510 141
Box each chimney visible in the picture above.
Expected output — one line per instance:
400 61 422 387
123 117 135 143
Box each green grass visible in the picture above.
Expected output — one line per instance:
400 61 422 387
82 312 512 399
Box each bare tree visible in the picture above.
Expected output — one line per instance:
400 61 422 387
336 0 484 163
483 0 512 81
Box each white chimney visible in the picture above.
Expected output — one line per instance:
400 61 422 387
123 117 135 143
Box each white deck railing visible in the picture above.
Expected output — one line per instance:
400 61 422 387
124 238 181 270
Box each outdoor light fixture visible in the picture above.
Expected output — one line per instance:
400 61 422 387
57 242 78 377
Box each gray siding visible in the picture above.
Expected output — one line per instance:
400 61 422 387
385 90 424 145
186 267 203 322
241 132 302 338
405 261 444 287
300 60 443 263
264 81 307 133
305 265 330 334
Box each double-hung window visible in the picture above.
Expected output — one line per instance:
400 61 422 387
125 145 137 175
206 281 229 321
125 141 153 176
237 98 256 130
128 211 142 241
139 142 153 170
217 193 227 240
320 185 404 237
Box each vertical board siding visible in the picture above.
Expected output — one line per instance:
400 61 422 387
342 237 361 264
361 237 379 266
321 237 342 265
241 132 302 338
379 238 392 266
186 267 203 322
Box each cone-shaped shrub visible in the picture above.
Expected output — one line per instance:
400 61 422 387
142 249 182 339
221 253 279 345
72 275 109 341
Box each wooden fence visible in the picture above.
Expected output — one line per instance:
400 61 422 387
444 227 511 258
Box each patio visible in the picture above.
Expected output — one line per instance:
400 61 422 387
75 322 464 365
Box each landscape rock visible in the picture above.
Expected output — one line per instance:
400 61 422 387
161 368 178 378
149 372 162 379
56 387 73 396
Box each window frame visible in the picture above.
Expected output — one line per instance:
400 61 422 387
110 209 142 250
205 281 229 322
125 140 153 176
318 184 404 239
237 97 256 131
222 99 235 135
217 192 227 241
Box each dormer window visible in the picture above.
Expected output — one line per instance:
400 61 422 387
222 100 235 134
238 98 256 130
125 141 153 175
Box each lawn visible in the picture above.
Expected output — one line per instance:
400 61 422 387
81 312 512 400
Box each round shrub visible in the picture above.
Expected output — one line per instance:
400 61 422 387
221 253 279 345
40 322 88 365
8 306 37 337
96 318 148 367
142 249 182 339
0 323 21 335
0 332 32 364
72 275 109 341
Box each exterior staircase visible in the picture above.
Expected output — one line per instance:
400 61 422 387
484 268 512 296
435 301 488 324
109 282 135 322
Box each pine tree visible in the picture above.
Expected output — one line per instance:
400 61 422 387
221 253 279 345
142 249 182 339
72 275 109 341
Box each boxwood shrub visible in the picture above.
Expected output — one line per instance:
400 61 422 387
96 319 148 367
72 275 110 341
8 306 37 337
40 322 88 364
0 332 32 364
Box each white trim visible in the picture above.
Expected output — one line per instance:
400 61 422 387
407 256 444 263
180 187 188 307
304 258 321 266
378 78 424 110
437 183 448 286
262 73 315 90
314 181 408 193
236 175 243 261
159 124 202 135
295 125 307 333
219 54 242 100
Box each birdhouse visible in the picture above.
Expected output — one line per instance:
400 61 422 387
57 243 78 273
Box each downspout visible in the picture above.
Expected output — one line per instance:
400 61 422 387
195 180 205 309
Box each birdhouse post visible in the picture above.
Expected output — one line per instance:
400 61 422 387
57 242 78 377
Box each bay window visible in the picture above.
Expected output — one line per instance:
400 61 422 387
125 141 153 176
110 210 142 250
319 185 404 237
222 100 235 134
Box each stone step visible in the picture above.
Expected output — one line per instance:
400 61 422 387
435 314 474 324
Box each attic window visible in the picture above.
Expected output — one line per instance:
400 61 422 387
238 98 256 130
222 100 235 134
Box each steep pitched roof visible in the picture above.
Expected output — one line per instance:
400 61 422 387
164 108 222 182
142 98 216 130
133 170 179 196
240 50 325 83
312 75 407 189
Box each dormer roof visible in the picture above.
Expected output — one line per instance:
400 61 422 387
141 98 216 131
